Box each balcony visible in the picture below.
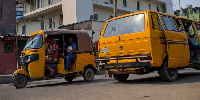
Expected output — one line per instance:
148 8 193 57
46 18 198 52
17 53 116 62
92 0 135 13
23 1 62 18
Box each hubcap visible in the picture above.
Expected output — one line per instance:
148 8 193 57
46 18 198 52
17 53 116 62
168 68 175 76
87 71 92 78
17 77 24 84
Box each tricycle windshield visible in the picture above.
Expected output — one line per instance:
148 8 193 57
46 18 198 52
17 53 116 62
23 33 43 50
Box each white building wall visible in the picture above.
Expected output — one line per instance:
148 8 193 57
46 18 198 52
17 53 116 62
18 9 62 35
157 0 174 14
62 0 93 25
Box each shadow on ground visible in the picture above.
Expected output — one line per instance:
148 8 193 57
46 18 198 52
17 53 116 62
114 72 200 85
23 71 200 88
25 78 113 88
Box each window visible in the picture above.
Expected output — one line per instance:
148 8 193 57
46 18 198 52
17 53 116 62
123 0 127 7
48 0 53 5
158 17 163 31
59 15 63 25
151 14 163 31
22 25 26 35
36 0 41 9
157 6 160 12
110 0 113 4
148 4 151 10
4 44 13 53
161 15 178 31
94 13 99 20
137 1 140 10
49 17 53 29
90 13 99 20
174 18 183 32
190 10 193 14
41 20 45 30
0 0 2 17
103 14 145 38
196 23 200 35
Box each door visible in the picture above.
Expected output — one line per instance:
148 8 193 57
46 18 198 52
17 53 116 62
158 15 190 68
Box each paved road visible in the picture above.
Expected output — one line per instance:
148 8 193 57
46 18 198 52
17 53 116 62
1 69 200 100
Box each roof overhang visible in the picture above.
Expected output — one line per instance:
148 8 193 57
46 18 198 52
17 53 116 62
24 2 62 18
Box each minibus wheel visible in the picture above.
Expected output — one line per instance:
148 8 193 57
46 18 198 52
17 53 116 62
64 75 75 83
83 68 94 82
113 74 129 82
159 59 178 82
13 75 28 89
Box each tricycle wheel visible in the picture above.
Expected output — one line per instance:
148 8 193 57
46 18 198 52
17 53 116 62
64 75 75 83
113 74 129 82
159 59 178 82
13 75 28 89
83 68 94 82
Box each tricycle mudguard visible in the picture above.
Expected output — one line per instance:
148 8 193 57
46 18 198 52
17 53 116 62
13 69 29 77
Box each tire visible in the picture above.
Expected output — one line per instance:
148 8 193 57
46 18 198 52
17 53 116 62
159 59 178 82
13 75 28 89
83 68 95 82
64 75 75 83
113 74 129 82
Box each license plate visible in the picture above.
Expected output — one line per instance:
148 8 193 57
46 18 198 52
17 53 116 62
101 47 109 53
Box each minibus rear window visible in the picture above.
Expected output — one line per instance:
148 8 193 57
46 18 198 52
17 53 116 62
103 13 145 38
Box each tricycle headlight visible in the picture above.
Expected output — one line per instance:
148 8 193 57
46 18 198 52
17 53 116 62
26 56 31 63
26 54 39 63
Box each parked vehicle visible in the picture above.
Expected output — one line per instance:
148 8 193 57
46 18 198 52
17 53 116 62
13 29 96 89
97 10 200 82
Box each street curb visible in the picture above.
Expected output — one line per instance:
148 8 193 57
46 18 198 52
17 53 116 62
0 75 13 84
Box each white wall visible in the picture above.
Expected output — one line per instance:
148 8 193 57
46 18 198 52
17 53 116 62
62 0 93 25
157 0 174 14
18 9 62 35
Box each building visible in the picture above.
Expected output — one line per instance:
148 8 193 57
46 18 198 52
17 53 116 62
16 1 24 19
174 5 200 21
0 0 16 36
17 0 173 41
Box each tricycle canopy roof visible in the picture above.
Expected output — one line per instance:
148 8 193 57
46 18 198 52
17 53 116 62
44 29 92 53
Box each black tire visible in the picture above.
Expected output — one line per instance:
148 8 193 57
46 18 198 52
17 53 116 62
83 68 95 82
159 59 178 82
13 75 28 89
64 75 75 83
113 74 129 82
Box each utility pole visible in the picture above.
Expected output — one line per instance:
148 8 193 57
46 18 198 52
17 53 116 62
113 0 117 17
179 0 182 16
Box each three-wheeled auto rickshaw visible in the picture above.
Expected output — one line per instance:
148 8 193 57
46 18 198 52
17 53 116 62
13 29 96 89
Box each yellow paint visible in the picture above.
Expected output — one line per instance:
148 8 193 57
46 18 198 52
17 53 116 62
17 30 96 79
99 10 200 72
13 69 29 76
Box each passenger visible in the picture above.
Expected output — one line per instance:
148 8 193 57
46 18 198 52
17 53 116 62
45 37 58 75
64 37 77 71
185 23 200 63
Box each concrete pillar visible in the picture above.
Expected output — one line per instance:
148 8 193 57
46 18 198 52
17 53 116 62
62 0 93 25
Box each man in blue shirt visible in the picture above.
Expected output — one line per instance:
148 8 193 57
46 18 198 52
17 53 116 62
65 37 77 71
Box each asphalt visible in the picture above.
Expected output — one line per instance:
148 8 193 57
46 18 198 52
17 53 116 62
0 69 200 100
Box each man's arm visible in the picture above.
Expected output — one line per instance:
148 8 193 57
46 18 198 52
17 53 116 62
68 46 77 56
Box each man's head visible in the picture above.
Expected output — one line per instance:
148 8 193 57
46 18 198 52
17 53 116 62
46 37 55 44
68 37 73 43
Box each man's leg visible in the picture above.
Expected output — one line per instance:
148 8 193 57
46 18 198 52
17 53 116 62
190 45 200 62
65 55 76 71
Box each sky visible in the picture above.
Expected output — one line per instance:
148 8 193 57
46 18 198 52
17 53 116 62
172 0 200 10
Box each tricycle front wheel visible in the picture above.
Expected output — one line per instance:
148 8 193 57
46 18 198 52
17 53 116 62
13 75 28 89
